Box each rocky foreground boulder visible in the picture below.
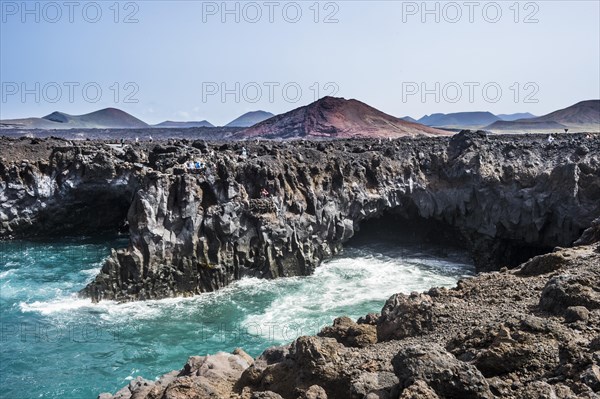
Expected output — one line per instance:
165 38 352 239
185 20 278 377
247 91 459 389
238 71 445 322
99 236 600 398
1 132 599 302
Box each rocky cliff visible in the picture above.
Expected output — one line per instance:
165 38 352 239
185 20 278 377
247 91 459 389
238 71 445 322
1 132 599 303
0 137 142 237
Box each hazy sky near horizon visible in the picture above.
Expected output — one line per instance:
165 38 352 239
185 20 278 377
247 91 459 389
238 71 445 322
1 0 599 125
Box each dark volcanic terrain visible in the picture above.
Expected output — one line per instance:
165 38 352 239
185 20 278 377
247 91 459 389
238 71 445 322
1 132 598 302
1 132 600 399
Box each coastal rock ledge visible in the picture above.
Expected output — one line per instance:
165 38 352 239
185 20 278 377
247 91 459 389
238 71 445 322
0 132 599 302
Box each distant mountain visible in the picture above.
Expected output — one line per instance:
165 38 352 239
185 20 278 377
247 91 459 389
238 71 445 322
1 108 148 129
226 111 274 127
237 97 449 139
497 113 536 121
154 120 214 128
529 100 599 125
401 116 418 123
0 117 58 129
418 112 499 128
485 120 567 131
485 100 600 131
43 108 148 128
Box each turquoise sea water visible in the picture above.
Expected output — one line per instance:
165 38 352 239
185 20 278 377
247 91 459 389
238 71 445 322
0 236 473 399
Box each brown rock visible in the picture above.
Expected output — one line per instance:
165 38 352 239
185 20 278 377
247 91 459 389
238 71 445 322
581 364 600 392
300 385 328 399
250 391 284 399
318 316 377 348
564 306 590 323
473 329 559 377
539 273 600 314
290 336 344 378
516 251 568 276
357 313 380 325
398 380 440 399
377 293 434 341
392 344 493 399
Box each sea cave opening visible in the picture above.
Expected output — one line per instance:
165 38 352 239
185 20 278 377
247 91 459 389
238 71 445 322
345 207 555 273
348 210 468 256
32 187 133 238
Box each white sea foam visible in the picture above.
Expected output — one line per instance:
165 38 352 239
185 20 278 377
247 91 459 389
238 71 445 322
80 266 104 280
241 246 472 341
18 277 250 322
20 295 104 315
0 269 16 279
18 244 473 345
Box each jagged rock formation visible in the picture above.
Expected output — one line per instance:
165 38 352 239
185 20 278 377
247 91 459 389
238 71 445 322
88 131 600 301
100 238 600 398
1 133 599 302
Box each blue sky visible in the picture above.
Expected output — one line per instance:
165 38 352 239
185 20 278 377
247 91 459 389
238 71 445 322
1 0 599 125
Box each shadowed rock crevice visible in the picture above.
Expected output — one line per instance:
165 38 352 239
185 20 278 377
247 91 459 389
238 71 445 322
350 204 467 246
38 185 135 235
318 190 561 275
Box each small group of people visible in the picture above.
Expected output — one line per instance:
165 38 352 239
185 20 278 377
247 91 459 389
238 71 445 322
187 159 207 173
118 138 140 147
